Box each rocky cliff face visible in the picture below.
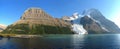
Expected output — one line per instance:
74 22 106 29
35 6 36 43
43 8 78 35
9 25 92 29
13 8 69 27
3 8 72 34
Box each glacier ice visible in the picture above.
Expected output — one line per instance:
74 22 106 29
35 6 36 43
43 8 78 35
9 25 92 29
72 24 87 34
64 12 110 34
65 12 87 34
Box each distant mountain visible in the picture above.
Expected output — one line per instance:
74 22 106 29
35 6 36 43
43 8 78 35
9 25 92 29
0 24 6 32
82 9 120 33
2 8 72 34
62 9 120 34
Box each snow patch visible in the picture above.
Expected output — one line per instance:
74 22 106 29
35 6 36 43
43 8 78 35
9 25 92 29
101 27 109 32
87 15 100 24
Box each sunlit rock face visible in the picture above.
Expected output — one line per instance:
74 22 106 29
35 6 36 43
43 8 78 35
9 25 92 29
14 7 70 27
2 7 72 34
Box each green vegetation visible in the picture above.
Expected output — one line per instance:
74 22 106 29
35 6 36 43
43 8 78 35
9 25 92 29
0 34 16 37
2 24 73 34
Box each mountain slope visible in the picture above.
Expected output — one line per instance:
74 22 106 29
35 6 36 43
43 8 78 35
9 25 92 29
62 9 120 34
82 9 120 33
80 15 106 34
2 8 72 34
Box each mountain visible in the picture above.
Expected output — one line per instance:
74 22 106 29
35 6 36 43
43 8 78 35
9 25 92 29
82 9 120 33
2 8 120 34
62 9 120 34
14 8 69 27
0 24 6 32
80 15 106 34
2 8 72 34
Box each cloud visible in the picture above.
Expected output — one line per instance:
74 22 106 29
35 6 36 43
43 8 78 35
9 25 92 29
0 24 7 27
0 24 7 29
111 16 120 28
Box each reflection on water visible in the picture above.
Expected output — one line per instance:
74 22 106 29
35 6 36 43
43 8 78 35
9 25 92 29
0 38 8 46
0 34 120 49
71 35 85 49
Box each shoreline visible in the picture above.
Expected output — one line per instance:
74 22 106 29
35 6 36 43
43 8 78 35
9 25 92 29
0 34 43 38
12 35 43 38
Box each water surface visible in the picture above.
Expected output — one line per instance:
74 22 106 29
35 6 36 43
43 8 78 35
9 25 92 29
0 34 120 49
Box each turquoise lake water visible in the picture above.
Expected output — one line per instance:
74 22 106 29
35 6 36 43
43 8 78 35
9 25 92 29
0 34 120 49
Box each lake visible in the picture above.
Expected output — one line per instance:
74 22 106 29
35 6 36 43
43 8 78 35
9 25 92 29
0 34 120 49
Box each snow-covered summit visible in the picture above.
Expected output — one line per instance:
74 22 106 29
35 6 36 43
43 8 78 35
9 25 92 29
62 8 120 34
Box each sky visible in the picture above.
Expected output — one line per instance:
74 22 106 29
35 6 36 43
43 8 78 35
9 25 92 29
0 0 120 28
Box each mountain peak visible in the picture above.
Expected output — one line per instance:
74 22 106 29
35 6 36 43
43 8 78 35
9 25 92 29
82 8 120 33
82 8 104 17
13 7 70 27
24 7 43 14
21 7 52 20
83 8 99 14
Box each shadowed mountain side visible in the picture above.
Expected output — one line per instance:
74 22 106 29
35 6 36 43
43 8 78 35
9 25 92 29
82 9 120 33
80 15 106 34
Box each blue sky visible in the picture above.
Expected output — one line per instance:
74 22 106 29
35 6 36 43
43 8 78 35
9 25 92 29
0 0 120 27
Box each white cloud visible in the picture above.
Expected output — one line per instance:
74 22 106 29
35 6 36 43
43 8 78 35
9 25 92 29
0 24 7 27
108 4 120 28
111 16 120 28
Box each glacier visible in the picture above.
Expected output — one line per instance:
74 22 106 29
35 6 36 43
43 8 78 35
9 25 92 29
64 13 87 34
71 24 87 34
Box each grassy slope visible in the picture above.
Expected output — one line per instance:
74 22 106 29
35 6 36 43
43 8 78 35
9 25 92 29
2 24 73 34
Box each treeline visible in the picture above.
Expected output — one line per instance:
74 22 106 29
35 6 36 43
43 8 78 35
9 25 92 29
2 24 73 34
